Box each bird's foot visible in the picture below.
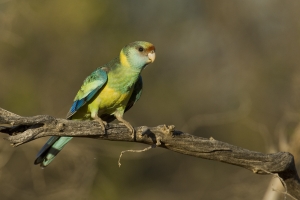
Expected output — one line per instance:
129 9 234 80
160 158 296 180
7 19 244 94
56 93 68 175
93 116 107 133
115 116 135 138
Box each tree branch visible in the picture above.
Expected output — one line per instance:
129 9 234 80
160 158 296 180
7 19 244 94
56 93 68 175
0 107 299 199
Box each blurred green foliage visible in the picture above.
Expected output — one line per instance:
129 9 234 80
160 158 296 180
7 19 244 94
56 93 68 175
1 0 300 199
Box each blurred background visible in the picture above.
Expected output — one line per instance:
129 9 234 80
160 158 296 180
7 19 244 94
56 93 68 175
1 0 300 199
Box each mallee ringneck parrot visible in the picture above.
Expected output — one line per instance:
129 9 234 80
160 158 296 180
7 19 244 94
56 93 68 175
34 41 156 167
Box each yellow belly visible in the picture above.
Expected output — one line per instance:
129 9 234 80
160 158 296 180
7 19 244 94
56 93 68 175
70 85 133 120
88 85 132 115
96 86 130 109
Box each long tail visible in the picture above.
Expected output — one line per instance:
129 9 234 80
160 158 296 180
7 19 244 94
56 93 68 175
34 136 73 167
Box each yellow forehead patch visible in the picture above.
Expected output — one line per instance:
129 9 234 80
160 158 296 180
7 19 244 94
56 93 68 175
120 50 130 68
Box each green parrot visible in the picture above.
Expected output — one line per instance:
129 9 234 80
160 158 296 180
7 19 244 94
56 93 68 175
34 41 156 167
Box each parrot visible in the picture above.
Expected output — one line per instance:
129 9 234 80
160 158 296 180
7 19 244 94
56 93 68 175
34 41 156 167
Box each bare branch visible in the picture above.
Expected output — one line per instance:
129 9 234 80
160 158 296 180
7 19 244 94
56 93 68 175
0 107 299 199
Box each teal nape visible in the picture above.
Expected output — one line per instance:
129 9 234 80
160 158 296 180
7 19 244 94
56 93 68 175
34 41 156 167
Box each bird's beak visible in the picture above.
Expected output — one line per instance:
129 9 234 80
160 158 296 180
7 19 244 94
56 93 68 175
147 50 156 63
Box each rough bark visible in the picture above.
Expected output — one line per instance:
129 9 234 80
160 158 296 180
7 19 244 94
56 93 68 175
0 107 299 199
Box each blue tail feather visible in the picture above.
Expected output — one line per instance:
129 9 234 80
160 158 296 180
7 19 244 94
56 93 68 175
34 136 73 167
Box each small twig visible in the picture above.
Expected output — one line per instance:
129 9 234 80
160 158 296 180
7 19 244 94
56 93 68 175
260 169 297 200
118 135 163 167
118 145 155 167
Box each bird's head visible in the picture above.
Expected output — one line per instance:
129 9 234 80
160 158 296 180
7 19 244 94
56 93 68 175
120 41 155 71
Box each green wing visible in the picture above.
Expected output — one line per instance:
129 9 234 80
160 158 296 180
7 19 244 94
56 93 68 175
66 67 108 119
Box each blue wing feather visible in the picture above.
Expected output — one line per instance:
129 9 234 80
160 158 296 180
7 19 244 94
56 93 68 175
69 99 83 114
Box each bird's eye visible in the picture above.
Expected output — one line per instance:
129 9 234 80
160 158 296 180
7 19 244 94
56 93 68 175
138 47 144 52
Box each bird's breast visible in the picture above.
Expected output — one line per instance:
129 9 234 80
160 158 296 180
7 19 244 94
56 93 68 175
88 85 133 115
